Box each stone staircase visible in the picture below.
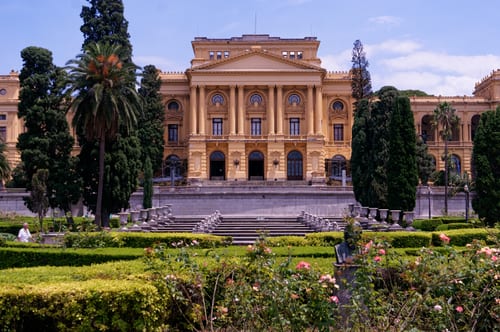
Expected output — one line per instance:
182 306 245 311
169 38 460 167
151 214 344 245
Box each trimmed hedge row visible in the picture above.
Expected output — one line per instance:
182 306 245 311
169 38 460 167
0 247 142 269
63 231 232 248
0 280 168 331
430 228 499 247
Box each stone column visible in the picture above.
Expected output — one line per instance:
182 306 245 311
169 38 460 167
276 85 283 135
190 86 197 135
229 85 236 135
267 85 275 135
315 86 323 135
198 85 206 135
237 85 245 135
307 85 314 135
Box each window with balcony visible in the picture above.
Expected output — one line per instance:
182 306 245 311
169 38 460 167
290 118 300 136
251 118 262 136
168 124 178 142
212 118 223 136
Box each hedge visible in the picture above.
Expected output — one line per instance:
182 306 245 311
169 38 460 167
435 223 475 231
0 280 168 331
0 247 143 269
431 228 499 247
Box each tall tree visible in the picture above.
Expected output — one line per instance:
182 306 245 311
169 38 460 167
138 65 165 173
75 0 142 227
416 136 435 185
351 99 372 206
387 96 418 211
16 46 81 216
351 39 373 102
472 107 500 226
0 141 10 190
30 169 49 231
432 102 460 215
367 86 399 208
66 42 141 227
80 0 132 61
143 156 153 209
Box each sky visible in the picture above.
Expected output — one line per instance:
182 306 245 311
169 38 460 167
2 0 500 96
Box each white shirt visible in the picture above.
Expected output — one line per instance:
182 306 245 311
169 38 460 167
18 228 32 242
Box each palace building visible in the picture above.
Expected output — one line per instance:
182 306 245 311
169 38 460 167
1 34 500 185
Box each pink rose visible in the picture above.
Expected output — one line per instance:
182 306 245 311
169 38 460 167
456 306 463 313
328 295 339 304
296 261 311 270
374 256 381 262
439 233 450 244
378 249 386 255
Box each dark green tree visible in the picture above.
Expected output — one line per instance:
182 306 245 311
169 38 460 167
472 107 500 226
367 86 399 208
143 156 153 209
0 141 10 190
387 96 418 211
80 0 132 62
16 46 81 216
351 39 372 103
30 169 49 231
66 42 141 227
432 102 460 215
416 136 435 185
73 0 142 227
351 99 372 205
138 65 165 173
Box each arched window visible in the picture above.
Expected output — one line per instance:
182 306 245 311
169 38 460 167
450 154 461 176
211 94 225 106
421 115 434 142
471 114 481 141
330 155 347 179
250 93 263 106
332 100 344 112
167 100 180 111
210 151 226 180
288 93 301 105
163 155 182 179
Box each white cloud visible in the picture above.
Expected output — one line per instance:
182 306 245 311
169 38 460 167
365 40 422 56
368 16 402 26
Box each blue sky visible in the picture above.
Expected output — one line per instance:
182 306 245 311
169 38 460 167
2 0 499 96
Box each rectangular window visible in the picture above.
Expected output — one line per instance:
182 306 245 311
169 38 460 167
297 51 303 59
168 124 178 142
209 51 214 60
212 118 223 136
289 51 295 59
282 51 288 58
333 124 344 141
290 118 300 136
0 114 6 120
224 51 230 58
216 51 222 60
251 118 261 136
0 126 6 142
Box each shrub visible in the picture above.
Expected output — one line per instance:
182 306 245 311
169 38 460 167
144 234 340 331
361 232 432 248
431 229 499 247
304 232 344 246
435 223 474 231
417 218 443 231
0 280 168 331
350 236 499 331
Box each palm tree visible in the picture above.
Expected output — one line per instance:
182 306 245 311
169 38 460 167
66 42 141 227
432 102 460 215
0 141 11 190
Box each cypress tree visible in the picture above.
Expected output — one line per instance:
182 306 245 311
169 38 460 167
472 107 500 226
387 96 418 211
351 39 373 103
143 156 153 209
351 99 372 206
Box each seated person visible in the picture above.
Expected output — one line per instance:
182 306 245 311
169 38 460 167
17 223 32 242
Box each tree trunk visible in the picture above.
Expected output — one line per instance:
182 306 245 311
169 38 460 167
95 136 105 228
444 140 448 215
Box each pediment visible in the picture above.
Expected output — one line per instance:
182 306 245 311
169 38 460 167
192 51 322 72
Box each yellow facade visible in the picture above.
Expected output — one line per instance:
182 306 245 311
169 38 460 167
1 35 500 184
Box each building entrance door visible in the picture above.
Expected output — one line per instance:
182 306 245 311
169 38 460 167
287 150 303 180
210 151 225 180
248 151 264 180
